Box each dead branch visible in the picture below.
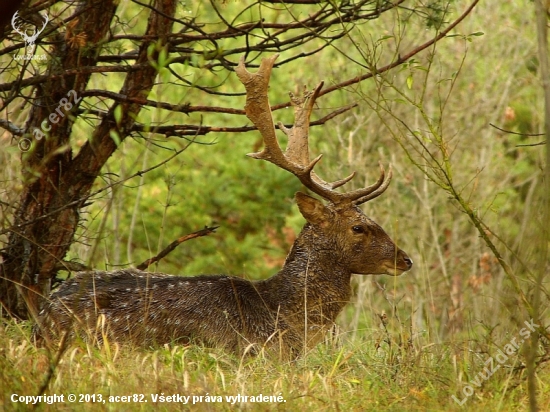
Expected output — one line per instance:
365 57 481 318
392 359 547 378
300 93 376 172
136 226 219 270
130 104 357 136
52 260 92 272
489 122 545 137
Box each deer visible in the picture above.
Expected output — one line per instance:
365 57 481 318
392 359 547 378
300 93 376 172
34 55 412 359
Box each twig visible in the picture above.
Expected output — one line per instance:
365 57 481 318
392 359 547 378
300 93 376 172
315 0 480 100
0 145 189 237
136 226 219 270
137 104 358 137
489 122 545 137
79 89 247 115
516 141 546 147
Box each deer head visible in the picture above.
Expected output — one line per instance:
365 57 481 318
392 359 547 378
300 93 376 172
235 54 412 276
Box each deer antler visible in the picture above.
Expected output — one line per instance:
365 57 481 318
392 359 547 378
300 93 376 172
36 12 49 38
235 54 392 206
11 11 26 37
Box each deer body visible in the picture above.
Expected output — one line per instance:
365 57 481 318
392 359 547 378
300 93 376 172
37 194 410 357
35 55 412 358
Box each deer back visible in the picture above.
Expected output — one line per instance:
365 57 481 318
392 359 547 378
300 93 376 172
37 269 301 356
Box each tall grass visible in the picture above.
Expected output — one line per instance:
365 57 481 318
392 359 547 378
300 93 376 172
1 316 548 411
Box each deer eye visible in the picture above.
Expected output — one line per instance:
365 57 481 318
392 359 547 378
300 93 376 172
352 225 365 234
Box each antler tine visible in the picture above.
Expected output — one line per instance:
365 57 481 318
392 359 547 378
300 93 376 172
11 12 25 36
279 81 349 200
347 163 393 205
331 172 356 189
283 82 323 165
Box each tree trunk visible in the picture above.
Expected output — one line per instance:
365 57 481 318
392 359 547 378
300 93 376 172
0 0 177 319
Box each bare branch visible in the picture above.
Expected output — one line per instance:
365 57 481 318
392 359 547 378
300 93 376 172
79 90 246 115
0 119 24 136
0 144 189 238
317 0 480 98
131 104 357 137
136 226 219 270
489 122 545 137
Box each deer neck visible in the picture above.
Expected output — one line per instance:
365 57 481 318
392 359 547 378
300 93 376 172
260 225 352 326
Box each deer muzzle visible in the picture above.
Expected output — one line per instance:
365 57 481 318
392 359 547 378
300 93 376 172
384 249 413 276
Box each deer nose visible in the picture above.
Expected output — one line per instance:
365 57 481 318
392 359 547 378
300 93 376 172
403 255 413 270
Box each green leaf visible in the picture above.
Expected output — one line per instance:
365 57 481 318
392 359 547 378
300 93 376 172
157 47 174 68
146 43 156 58
159 67 171 83
109 129 121 146
406 75 413 90
113 105 123 126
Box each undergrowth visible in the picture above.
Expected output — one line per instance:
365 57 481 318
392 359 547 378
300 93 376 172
2 311 549 411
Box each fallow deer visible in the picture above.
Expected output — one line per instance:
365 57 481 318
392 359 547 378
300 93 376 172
34 55 412 359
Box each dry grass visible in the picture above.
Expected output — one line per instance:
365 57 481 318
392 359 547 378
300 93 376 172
1 316 549 411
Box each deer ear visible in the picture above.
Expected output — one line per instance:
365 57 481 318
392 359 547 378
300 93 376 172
295 192 331 227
